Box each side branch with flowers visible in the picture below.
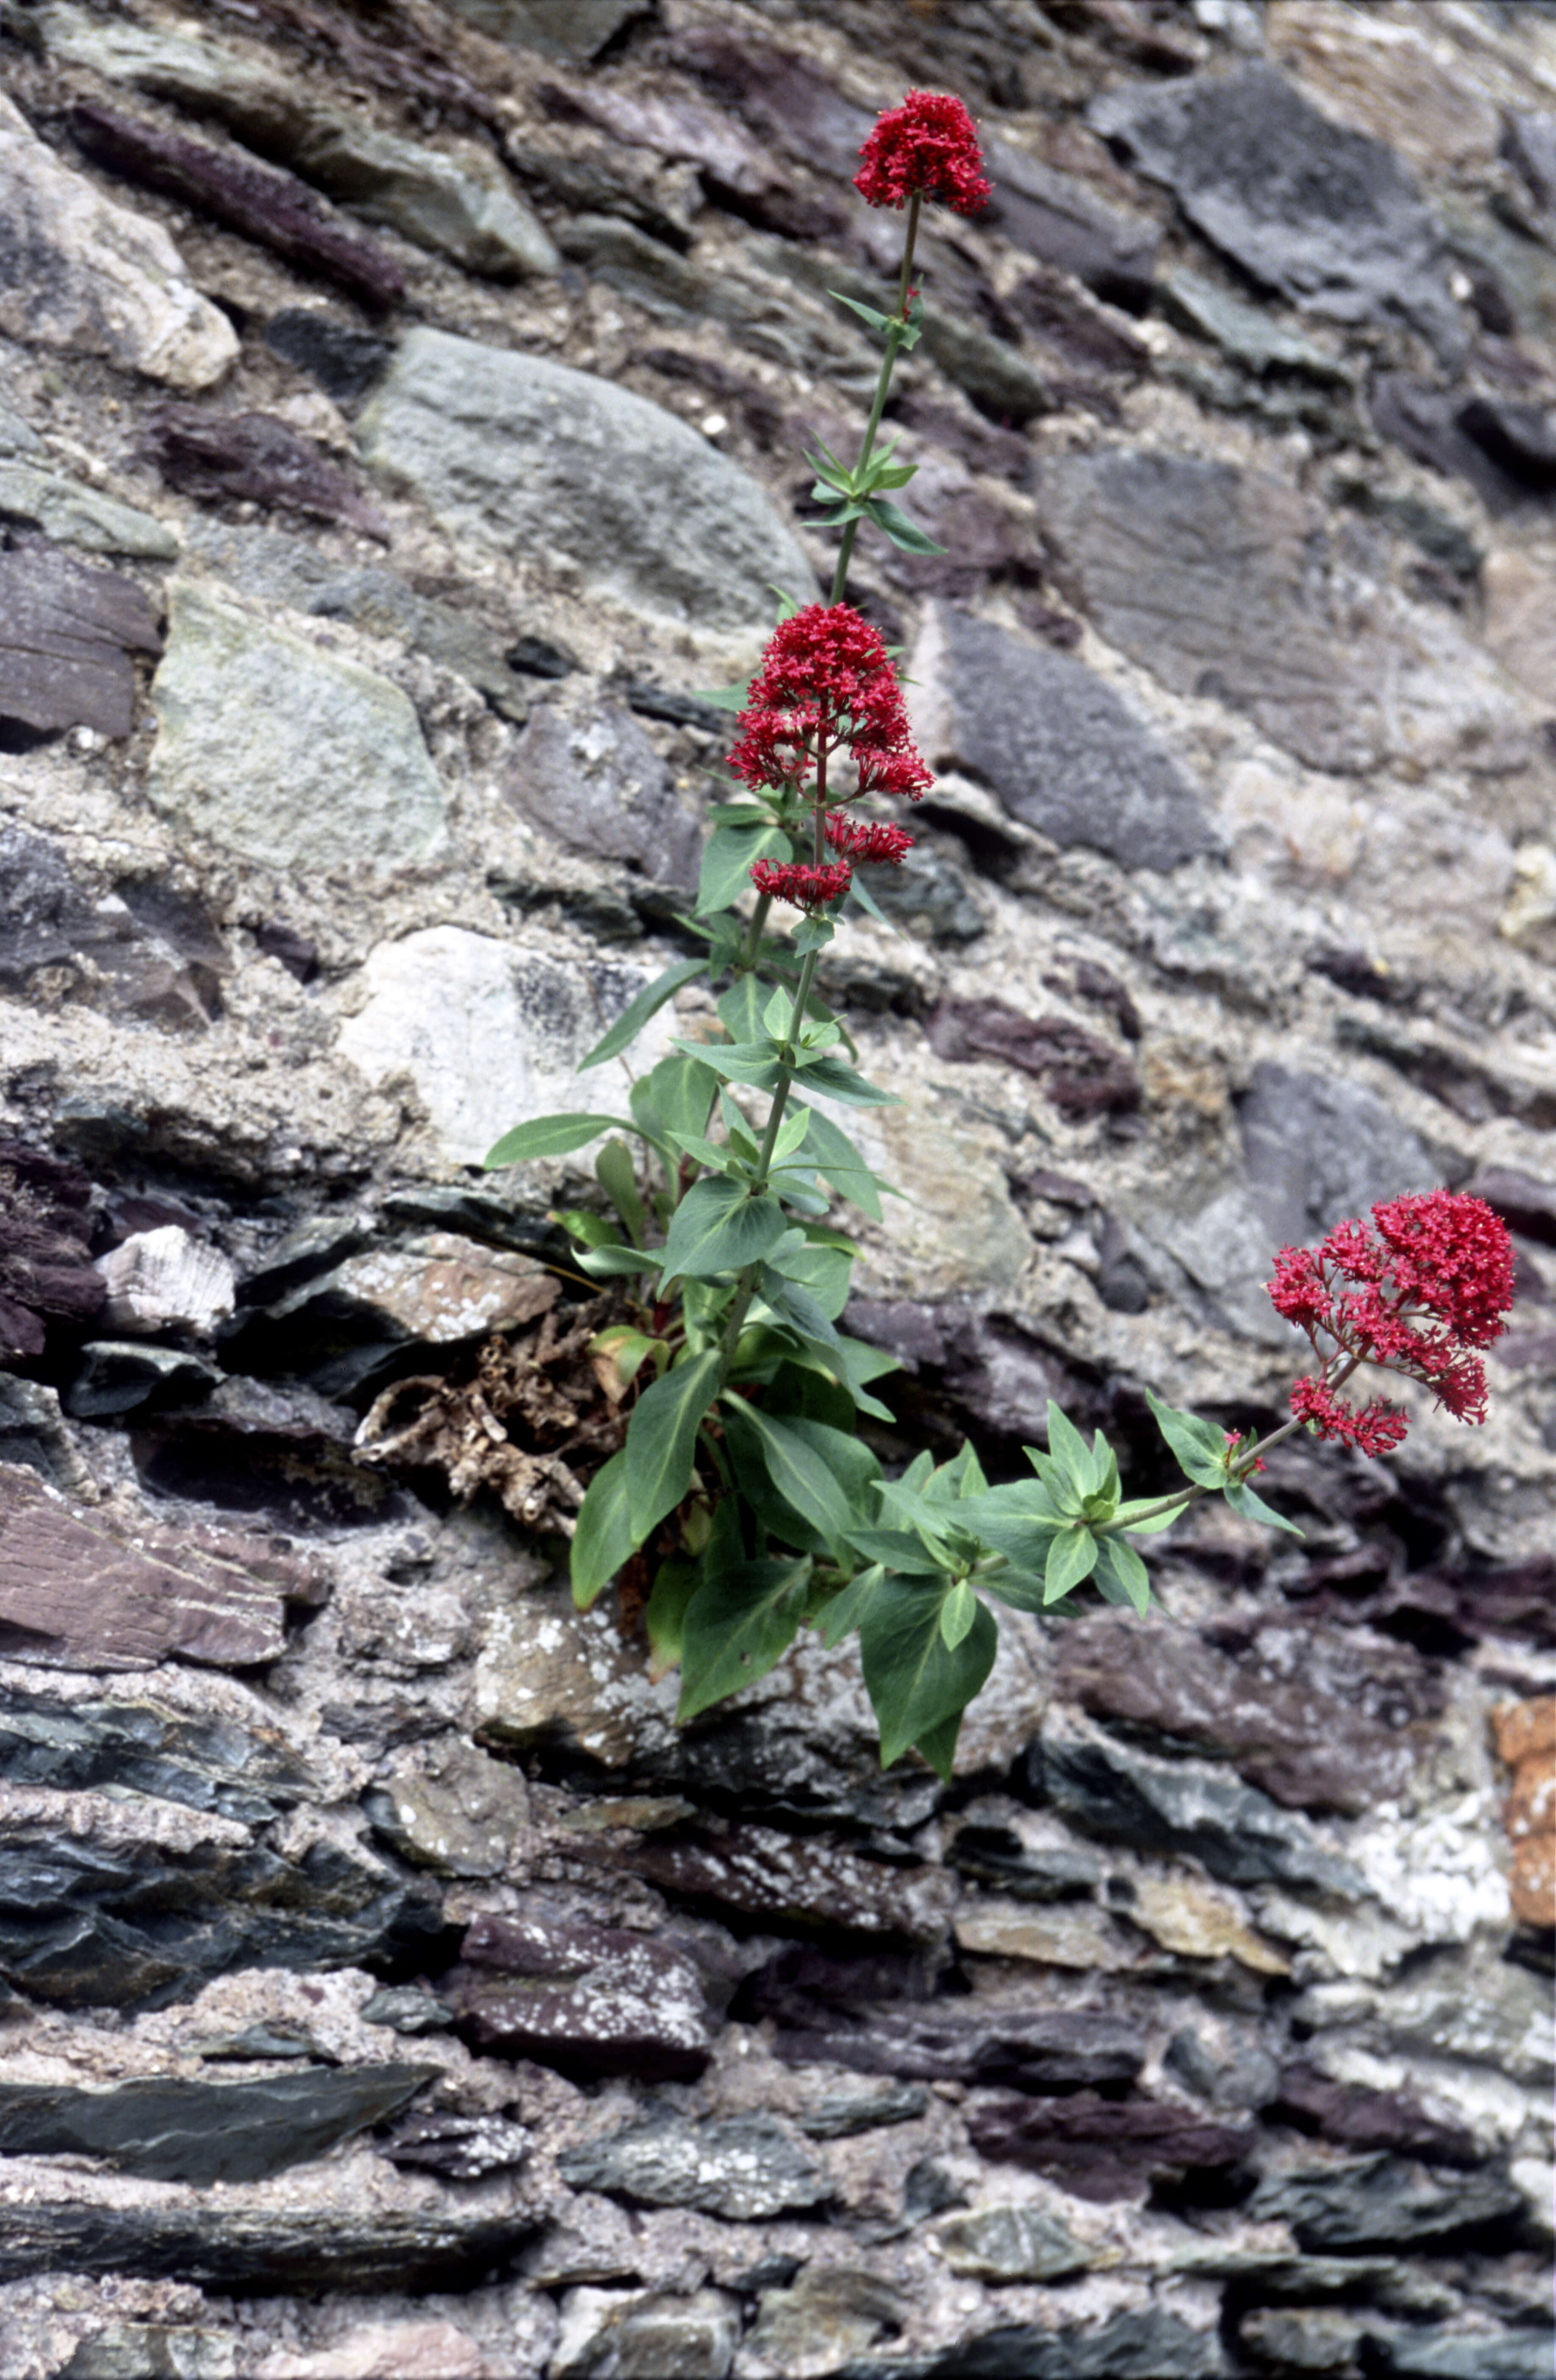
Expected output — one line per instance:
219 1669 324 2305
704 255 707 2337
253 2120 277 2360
486 95 1517 1776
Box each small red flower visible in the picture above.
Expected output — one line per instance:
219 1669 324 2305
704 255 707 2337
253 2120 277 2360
855 91 991 216
824 810 913 864
749 857 852 913
1223 1431 1265 1475
1267 1190 1516 1455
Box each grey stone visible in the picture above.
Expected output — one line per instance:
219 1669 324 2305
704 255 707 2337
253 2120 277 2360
0 453 178 557
0 90 236 388
557 2104 828 2221
552 2286 738 2380
0 2064 435 2184
935 2203 1098 2283
1039 1717 1368 1897
1238 2308 1366 2374
770 2000 1144 2096
915 2308 1227 2378
363 1737 531 1877
147 583 447 874
1345 1953 1554 2088
60 2329 235 2380
0 1376 89 1491
0 542 162 740
1090 63 1462 359
378 2106 531 2181
574 1818 954 1942
361 1986 457 2035
441 0 650 58
1037 449 1529 777
794 2083 929 2139
1370 2333 1556 2380
504 692 699 888
358 328 817 634
946 1823 1102 1902
1158 270 1351 382
910 605 1215 873
865 838 985 945
128 1375 391 1530
263 309 394 405
1238 1064 1438 1254
746 2266 901 2373
1249 2156 1525 2251
64 1339 218 1419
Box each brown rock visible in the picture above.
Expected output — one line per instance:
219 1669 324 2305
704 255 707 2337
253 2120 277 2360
1495 1696 1556 1769
1053 1614 1432 1815
67 100 404 311
967 2089 1254 2201
141 407 390 542
572 1818 954 1941
0 1462 323 1669
0 542 161 738
1510 1833 1555 1928
0 1136 103 1360
1273 2061 1480 2166
443 1901 721 2082
926 999 1141 1121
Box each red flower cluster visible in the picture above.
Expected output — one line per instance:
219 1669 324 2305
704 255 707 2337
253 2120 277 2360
749 858 852 914
855 91 991 216
825 810 913 864
1267 1190 1516 1454
731 604 932 914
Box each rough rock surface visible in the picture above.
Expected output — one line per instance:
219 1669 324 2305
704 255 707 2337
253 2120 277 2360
0 0 1553 2373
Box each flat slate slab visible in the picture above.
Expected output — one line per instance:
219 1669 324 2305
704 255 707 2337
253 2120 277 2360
0 544 161 737
357 327 818 634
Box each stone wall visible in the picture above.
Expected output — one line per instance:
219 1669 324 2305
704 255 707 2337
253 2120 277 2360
0 1 1552 2373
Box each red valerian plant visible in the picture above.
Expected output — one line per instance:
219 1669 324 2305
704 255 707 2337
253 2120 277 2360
484 89 1514 1781
1268 1191 1516 1454
854 89 993 215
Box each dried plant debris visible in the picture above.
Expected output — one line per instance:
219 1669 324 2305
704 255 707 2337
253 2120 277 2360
353 1298 627 1531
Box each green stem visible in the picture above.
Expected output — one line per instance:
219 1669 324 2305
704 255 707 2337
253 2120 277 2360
828 191 922 607
739 890 774 970
1094 1358 1361 1539
717 940 824 1374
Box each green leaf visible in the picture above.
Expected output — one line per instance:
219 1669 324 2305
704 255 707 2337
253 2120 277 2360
817 1561 888 1648
698 817 787 915
792 1101 887 1220
719 1398 857 1552
596 1139 644 1246
659 1176 788 1280
796 1054 900 1108
933 1441 990 1501
860 1577 998 1768
829 289 899 339
643 1051 721 1151
1045 1526 1100 1604
577 1243 657 1279
675 1037 785 1093
1045 1403 1099 1497
624 1350 720 1538
940 1579 976 1649
1094 1534 1153 1615
845 1526 948 1573
1145 1388 1229 1489
677 1554 814 1720
716 974 769 1045
1110 1497 1184 1537
485 1112 631 1168
759 1266 843 1354
579 959 705 1071
1093 1431 1121 1506
863 493 946 554
645 1557 700 1679
571 1452 637 1610
912 1707 964 1783
1224 1477 1306 1539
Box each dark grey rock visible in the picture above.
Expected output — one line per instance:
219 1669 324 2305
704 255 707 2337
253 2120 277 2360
1249 2156 1525 2252
571 1818 951 1940
771 2003 1144 2096
443 1904 720 2083
378 2106 530 2180
0 2064 434 2184
1238 1064 1438 1254
966 2090 1254 2203
0 1129 104 1360
65 1340 218 1420
141 407 389 542
557 2103 828 2220
1090 63 1462 359
1039 1718 1368 1896
914 607 1215 873
0 1806 443 2011
0 2204 541 2290
794 2082 930 2139
0 1681 311 1823
502 693 699 889
0 543 162 740
195 2023 329 2063
946 1823 1102 1903
128 1375 393 1530
984 138 1157 310
1158 269 1352 382
865 838 985 945
886 2308 1227 2379
264 308 395 402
